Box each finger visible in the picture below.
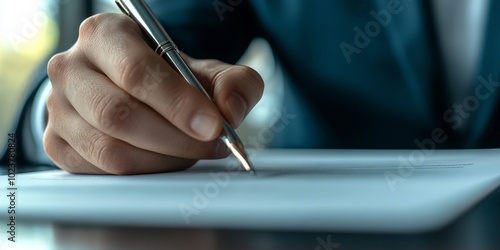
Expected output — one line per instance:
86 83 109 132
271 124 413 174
48 96 197 175
184 55 264 128
43 128 108 174
76 13 222 141
48 53 228 159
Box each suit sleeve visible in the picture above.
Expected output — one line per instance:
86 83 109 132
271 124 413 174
1 61 54 168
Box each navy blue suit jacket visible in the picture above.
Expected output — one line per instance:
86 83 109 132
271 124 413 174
3 0 500 167
149 0 500 149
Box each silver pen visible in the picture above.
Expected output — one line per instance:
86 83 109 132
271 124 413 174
115 0 255 173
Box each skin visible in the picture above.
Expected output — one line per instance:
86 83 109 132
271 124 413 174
43 13 264 175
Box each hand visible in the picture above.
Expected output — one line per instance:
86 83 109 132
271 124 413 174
43 13 264 174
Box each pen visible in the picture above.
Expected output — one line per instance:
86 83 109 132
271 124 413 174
115 0 255 173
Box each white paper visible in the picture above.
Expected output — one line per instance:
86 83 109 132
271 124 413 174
1 149 499 232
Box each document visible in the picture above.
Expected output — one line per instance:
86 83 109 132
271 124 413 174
1 149 499 233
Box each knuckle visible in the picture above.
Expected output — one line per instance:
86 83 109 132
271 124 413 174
79 13 126 41
91 138 134 175
43 130 72 171
78 13 116 40
202 59 226 79
91 93 131 133
45 92 57 115
45 93 64 128
60 156 82 174
78 14 102 40
79 13 140 46
47 53 68 83
118 55 147 91
42 128 59 162
88 133 121 171
162 90 196 122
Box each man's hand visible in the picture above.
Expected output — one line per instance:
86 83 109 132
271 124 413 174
44 13 264 174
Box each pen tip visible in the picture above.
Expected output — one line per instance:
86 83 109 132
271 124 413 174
236 149 256 173
241 156 256 174
224 140 256 174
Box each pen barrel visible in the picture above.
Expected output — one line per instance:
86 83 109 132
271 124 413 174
116 0 253 172
117 0 242 142
116 0 177 51
156 41 177 57
163 51 212 99
165 51 242 143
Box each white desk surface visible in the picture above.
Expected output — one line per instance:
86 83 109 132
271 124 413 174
1 149 499 233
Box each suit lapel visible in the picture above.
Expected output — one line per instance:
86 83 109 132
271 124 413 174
370 0 446 129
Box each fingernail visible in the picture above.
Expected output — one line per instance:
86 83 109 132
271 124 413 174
191 112 219 140
226 93 247 126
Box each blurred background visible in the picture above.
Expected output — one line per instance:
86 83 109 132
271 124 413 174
0 0 284 160
1 2 499 249
0 0 60 156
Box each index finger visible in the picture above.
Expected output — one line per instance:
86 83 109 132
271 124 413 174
76 13 223 141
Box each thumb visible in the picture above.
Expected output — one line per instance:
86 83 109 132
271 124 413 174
182 54 264 128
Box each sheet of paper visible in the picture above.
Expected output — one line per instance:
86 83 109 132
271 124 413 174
1 149 499 232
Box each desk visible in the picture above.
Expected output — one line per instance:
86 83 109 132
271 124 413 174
1 149 499 249
2 189 499 250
